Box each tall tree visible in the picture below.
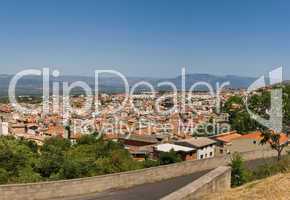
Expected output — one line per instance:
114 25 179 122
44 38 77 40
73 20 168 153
260 129 288 161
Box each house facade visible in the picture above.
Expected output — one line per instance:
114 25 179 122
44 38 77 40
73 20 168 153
175 137 216 160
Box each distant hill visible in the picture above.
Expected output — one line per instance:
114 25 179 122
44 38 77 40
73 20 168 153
162 74 256 90
0 73 271 96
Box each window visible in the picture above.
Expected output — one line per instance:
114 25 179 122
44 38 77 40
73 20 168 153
210 152 213 157
253 140 257 144
200 155 204 159
205 154 208 158
220 149 223 154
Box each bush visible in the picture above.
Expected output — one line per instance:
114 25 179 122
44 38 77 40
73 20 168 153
143 159 160 168
159 150 182 165
76 134 100 145
230 153 251 187
252 157 290 180
15 167 42 183
0 168 8 184
0 136 159 184
57 159 81 179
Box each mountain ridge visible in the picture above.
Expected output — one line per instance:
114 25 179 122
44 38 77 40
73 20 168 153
0 73 283 96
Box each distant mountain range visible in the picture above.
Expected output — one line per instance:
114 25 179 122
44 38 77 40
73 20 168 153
0 73 280 96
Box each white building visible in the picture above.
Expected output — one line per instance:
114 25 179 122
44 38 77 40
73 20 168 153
154 143 195 153
196 144 215 159
0 122 9 136
175 137 216 160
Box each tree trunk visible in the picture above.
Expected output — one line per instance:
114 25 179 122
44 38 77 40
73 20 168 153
277 149 282 161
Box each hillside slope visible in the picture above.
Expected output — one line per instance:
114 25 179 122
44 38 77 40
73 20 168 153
202 172 290 200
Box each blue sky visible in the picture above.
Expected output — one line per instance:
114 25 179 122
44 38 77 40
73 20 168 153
0 0 289 79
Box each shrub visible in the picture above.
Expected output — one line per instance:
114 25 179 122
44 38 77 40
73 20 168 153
159 150 182 165
143 159 160 168
0 168 8 184
230 153 250 187
15 167 42 183
252 156 290 180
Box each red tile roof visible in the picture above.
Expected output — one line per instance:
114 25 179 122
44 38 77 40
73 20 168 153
240 131 288 144
240 131 262 140
215 133 242 143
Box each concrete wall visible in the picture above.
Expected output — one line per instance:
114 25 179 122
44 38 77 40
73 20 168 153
228 138 272 153
161 166 231 200
0 150 279 200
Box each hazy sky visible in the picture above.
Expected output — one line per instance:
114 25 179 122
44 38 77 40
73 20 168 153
0 0 290 79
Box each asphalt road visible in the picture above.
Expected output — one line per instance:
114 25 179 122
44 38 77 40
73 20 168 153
55 156 279 200
57 170 210 200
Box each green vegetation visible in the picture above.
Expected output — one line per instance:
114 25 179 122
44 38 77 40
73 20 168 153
224 84 290 133
158 150 182 165
230 153 251 187
0 96 42 104
223 93 266 133
224 84 290 161
0 135 141 184
260 129 288 161
230 153 290 187
0 135 182 184
251 156 290 180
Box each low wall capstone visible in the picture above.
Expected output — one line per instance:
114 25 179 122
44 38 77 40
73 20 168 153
161 166 231 200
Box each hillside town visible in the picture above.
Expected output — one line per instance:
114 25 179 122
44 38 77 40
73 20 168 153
1 1 290 199
1 88 287 163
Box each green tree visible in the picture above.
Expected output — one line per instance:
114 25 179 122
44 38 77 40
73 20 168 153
57 159 81 179
231 111 258 133
0 135 159 184
260 129 288 161
41 137 71 152
230 153 250 187
36 148 64 178
16 167 42 183
143 158 160 168
158 150 182 165
0 136 40 183
223 96 243 113
0 168 8 184
224 84 290 134
76 134 101 145
36 137 70 178
224 93 270 133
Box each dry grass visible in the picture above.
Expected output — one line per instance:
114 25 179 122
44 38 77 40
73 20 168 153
202 172 290 200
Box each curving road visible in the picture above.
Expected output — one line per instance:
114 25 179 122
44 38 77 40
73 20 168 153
55 156 278 200
56 170 210 200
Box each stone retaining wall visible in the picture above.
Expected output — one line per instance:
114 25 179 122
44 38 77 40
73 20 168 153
0 150 279 200
161 166 231 200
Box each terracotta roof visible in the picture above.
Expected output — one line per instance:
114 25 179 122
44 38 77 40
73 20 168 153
240 131 261 139
215 133 242 143
278 133 289 144
70 133 82 139
46 125 65 136
239 131 288 144
104 133 119 140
